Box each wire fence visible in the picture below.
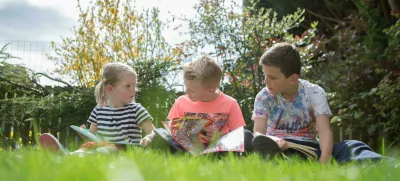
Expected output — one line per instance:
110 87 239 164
0 40 65 86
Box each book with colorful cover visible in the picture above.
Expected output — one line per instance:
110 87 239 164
157 117 244 156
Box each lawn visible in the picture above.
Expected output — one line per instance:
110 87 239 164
0 148 399 181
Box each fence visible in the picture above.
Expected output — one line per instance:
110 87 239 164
0 92 84 150
0 40 67 87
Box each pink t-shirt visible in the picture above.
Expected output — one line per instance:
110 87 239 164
168 92 246 135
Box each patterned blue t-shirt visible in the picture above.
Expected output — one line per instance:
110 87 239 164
252 79 332 143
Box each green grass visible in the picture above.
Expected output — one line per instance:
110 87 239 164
0 148 399 181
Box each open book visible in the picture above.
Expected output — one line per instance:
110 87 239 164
285 141 318 160
70 125 103 142
154 117 244 156
264 135 318 160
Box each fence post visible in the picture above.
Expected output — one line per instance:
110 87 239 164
38 119 42 135
1 92 7 133
10 92 16 139
28 94 35 145
65 121 69 148
48 119 51 134
2 93 12 150
340 126 343 142
19 93 30 145
29 118 35 145
57 118 61 140
57 99 61 140
349 127 352 140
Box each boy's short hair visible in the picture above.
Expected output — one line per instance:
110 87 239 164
259 42 301 77
183 55 222 89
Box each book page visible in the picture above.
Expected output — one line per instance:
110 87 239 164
165 118 244 155
202 126 244 154
174 118 209 154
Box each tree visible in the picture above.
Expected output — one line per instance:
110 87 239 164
49 0 178 88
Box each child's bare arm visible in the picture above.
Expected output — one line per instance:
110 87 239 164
139 120 155 146
316 114 333 164
253 117 267 136
78 123 98 141
88 123 98 133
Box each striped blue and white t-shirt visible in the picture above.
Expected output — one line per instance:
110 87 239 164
87 103 153 144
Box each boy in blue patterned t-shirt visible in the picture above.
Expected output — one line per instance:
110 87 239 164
251 42 384 164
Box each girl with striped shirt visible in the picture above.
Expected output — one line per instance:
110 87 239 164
40 62 155 153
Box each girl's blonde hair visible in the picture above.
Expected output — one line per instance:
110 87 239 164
95 62 137 107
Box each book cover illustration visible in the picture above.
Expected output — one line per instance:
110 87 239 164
160 117 244 156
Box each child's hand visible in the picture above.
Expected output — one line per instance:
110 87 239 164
319 154 331 164
200 126 218 143
78 124 88 141
140 135 152 146
267 135 288 151
275 139 288 151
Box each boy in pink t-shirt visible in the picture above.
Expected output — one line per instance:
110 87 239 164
168 90 244 137
168 55 246 144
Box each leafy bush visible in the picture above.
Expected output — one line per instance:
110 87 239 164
309 3 399 147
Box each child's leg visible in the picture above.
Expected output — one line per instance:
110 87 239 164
332 140 383 163
243 129 254 156
39 133 68 154
95 145 119 154
244 129 254 153
71 142 120 154
279 139 391 163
